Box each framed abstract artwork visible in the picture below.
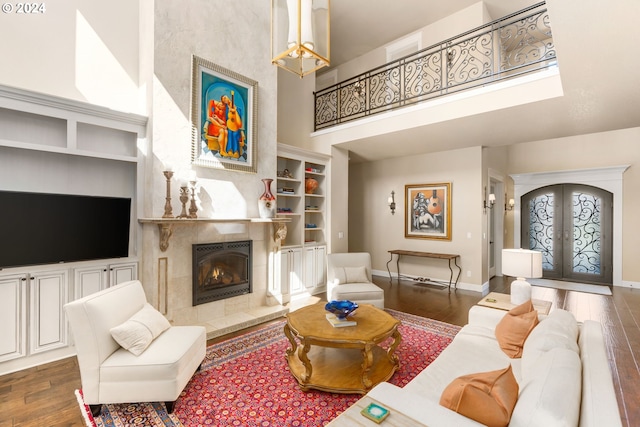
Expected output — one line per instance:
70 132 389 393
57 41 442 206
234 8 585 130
405 182 452 240
191 55 258 173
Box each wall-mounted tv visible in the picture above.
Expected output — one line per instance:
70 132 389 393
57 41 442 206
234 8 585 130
0 191 131 269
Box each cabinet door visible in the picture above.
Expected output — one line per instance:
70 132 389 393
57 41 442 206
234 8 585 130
304 245 327 292
109 262 138 286
281 248 303 296
314 245 327 290
29 270 68 354
74 266 108 299
0 274 27 362
287 248 304 295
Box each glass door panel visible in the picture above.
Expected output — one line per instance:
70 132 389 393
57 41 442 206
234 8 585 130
522 184 612 285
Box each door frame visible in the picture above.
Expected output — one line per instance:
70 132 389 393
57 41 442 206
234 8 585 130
488 169 505 280
511 165 628 286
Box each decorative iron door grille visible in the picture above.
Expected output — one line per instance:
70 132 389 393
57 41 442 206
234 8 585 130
522 184 612 285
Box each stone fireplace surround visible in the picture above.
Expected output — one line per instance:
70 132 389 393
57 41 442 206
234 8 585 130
140 221 288 340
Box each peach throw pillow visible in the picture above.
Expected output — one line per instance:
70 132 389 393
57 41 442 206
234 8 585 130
439 365 519 427
495 300 539 358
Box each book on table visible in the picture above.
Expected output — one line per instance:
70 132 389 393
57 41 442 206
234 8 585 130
325 313 357 327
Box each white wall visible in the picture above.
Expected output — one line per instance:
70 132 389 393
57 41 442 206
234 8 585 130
0 0 143 114
327 2 491 82
349 146 485 291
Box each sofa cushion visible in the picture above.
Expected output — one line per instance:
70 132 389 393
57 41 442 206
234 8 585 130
330 282 384 301
110 303 171 356
495 300 538 358
439 365 519 427
334 266 369 284
510 348 581 427
521 309 579 380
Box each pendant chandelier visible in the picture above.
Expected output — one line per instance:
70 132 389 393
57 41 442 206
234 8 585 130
271 0 330 78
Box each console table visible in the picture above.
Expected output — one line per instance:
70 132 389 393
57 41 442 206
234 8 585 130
386 250 461 292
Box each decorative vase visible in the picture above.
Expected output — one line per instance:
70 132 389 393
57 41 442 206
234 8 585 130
258 178 277 219
305 177 319 194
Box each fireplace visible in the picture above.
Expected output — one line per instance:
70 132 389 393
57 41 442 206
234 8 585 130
192 240 252 306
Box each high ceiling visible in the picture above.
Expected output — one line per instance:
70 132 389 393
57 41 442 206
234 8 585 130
318 0 640 162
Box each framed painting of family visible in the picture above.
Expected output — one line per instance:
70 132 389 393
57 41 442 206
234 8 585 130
405 182 452 240
191 55 258 173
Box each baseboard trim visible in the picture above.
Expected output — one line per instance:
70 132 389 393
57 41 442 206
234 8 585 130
373 269 484 293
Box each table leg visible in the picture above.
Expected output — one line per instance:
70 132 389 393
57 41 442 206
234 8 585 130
447 258 454 293
298 341 312 383
386 253 394 284
453 256 462 290
386 328 402 367
361 344 374 389
283 323 297 357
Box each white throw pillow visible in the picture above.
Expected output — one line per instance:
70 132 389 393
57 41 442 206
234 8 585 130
110 303 171 356
335 266 369 284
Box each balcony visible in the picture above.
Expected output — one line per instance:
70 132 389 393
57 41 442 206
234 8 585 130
314 2 556 131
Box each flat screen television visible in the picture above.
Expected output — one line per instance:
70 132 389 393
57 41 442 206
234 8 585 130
0 191 131 269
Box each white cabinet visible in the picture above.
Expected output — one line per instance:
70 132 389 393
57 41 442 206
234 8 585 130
29 270 68 354
304 245 327 293
0 260 137 370
110 262 138 286
0 270 69 360
74 262 138 299
0 274 27 363
280 247 303 296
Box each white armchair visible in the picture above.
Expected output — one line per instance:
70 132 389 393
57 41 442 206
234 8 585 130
64 280 206 416
327 252 385 308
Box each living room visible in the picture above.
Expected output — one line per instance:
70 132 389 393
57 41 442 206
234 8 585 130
0 0 639 426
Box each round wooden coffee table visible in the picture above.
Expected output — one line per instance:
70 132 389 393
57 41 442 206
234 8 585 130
283 302 401 394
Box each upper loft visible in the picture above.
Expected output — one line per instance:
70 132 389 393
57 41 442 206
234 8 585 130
303 0 640 163
314 2 556 131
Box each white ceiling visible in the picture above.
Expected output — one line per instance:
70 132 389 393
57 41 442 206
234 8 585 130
320 0 640 162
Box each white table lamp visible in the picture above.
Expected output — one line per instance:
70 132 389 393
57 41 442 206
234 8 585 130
502 249 543 305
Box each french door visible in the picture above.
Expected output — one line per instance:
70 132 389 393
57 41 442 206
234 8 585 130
521 184 613 285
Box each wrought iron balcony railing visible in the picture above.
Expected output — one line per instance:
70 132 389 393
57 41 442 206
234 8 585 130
314 2 556 131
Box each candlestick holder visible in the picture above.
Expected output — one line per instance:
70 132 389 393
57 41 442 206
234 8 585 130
177 186 190 218
162 171 174 218
189 180 198 218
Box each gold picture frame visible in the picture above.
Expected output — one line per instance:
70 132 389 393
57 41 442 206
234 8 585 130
405 183 452 240
190 55 258 173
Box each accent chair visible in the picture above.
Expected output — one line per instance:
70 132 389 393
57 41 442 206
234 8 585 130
64 280 206 416
326 252 385 308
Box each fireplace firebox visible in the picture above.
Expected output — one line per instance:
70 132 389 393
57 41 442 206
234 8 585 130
192 240 252 306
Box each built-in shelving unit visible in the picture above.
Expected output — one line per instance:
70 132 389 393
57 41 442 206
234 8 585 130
276 144 330 297
0 84 146 375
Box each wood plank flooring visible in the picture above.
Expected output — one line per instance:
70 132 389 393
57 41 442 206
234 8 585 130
0 275 638 426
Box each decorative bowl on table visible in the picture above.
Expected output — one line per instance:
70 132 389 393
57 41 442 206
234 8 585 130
325 300 359 319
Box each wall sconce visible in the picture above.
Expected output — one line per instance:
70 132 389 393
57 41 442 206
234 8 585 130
388 191 396 215
483 189 495 213
505 195 515 212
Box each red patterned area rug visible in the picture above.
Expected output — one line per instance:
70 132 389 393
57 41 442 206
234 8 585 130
75 309 460 427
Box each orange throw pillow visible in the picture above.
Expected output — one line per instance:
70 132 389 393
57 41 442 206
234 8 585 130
495 300 539 358
439 365 519 427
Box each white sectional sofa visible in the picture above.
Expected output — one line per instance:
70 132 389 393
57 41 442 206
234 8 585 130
328 305 622 427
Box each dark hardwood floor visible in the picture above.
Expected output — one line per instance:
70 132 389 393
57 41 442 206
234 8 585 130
1 275 638 426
